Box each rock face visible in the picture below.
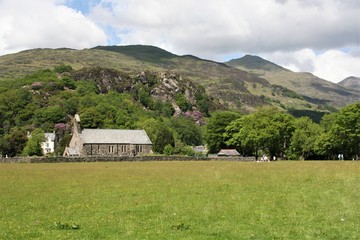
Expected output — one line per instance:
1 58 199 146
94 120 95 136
70 67 218 116
71 67 133 93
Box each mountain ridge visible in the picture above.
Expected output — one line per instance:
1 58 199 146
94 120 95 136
0 45 359 114
338 76 360 92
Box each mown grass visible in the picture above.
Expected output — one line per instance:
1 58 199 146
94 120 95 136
0 161 359 239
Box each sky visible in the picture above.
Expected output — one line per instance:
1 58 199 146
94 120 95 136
0 0 359 83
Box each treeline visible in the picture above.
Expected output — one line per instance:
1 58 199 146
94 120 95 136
206 104 359 160
0 66 359 160
0 66 207 157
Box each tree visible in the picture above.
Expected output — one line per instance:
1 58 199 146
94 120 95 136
314 113 338 159
80 107 104 128
288 117 322 160
206 111 241 153
225 114 264 160
34 105 66 130
171 117 202 146
139 118 175 154
331 102 360 160
0 127 27 157
0 89 32 130
225 108 295 160
22 129 45 156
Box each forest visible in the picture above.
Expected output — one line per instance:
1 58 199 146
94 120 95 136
0 65 359 160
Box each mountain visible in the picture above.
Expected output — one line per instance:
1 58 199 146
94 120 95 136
94 45 177 63
338 76 360 92
226 55 360 109
0 45 358 115
227 55 286 71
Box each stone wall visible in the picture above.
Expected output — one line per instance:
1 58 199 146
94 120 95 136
83 144 152 156
0 155 256 163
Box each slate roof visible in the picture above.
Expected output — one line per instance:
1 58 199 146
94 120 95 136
218 149 240 156
79 129 152 145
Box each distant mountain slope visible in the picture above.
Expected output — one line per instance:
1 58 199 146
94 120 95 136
0 45 358 114
338 76 360 92
226 55 360 108
94 45 177 63
227 55 286 71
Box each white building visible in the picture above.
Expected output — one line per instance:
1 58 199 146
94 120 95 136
42 133 56 155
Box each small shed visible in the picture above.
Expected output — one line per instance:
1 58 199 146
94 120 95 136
217 149 240 157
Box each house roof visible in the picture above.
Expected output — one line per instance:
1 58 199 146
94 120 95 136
45 133 56 141
79 129 152 145
218 149 240 156
193 145 208 153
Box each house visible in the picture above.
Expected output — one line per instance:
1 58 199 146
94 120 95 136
42 132 56 155
217 149 240 157
63 115 152 157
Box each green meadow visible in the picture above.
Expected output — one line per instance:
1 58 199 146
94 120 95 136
0 161 359 239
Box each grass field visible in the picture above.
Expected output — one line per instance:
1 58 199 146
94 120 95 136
1 161 359 239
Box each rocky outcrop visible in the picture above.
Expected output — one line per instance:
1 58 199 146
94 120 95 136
70 67 218 116
71 67 133 93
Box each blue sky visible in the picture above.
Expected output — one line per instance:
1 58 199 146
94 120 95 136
0 0 359 82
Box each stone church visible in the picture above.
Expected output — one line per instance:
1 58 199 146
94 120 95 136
63 115 152 157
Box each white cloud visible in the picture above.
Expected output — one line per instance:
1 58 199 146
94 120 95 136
88 0 359 58
313 49 360 82
264 47 360 82
85 0 360 81
1 0 359 82
0 0 107 55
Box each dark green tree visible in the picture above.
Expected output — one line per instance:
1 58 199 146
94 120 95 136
0 127 27 157
225 107 295 160
34 106 66 130
206 111 241 153
171 117 202 146
314 113 338 159
140 118 174 154
287 117 322 160
331 102 360 160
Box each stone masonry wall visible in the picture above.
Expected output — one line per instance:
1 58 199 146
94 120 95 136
0 156 256 163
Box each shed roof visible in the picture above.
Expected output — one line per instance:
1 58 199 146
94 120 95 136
80 129 152 145
218 149 240 156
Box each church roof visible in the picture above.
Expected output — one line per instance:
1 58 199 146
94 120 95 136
79 129 152 145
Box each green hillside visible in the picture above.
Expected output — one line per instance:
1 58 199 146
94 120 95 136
0 45 358 113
